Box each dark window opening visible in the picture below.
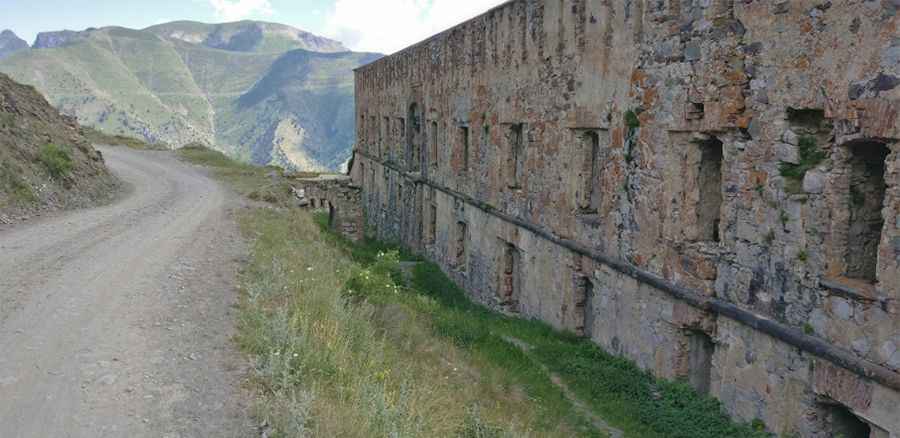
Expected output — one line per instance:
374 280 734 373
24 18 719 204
823 403 871 438
460 126 470 172
687 102 705 120
578 131 602 213
382 116 389 157
786 107 826 131
328 202 336 227
845 141 889 282
456 221 468 271
499 243 521 311
430 121 438 168
369 116 376 153
686 330 715 395
698 137 724 243
507 124 525 188
574 275 595 339
428 203 437 244
310 198 316 209
359 114 365 143
407 104 421 171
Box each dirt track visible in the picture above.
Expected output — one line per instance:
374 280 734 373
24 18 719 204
0 147 255 437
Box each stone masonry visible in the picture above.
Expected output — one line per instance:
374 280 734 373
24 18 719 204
295 175 364 241
351 1 900 436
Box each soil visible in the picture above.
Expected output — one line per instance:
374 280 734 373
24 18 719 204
0 147 255 437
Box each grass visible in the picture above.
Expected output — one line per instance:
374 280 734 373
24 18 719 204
319 224 770 438
0 160 37 207
183 149 772 438
38 143 73 179
81 126 170 150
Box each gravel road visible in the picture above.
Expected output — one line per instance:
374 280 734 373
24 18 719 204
0 147 255 437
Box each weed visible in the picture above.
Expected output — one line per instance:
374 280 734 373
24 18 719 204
779 209 790 227
624 110 640 130
796 250 808 263
778 136 826 185
755 184 765 197
803 323 815 336
763 230 776 246
39 143 73 178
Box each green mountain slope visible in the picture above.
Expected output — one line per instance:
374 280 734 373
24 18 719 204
0 22 380 170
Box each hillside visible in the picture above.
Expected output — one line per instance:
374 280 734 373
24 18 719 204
0 22 380 171
0 73 117 222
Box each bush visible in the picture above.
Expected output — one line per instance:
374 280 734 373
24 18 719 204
39 143 73 178
778 136 826 182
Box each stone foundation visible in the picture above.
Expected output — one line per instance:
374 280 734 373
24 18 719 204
352 1 900 436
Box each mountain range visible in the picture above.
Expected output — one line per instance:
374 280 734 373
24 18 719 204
0 21 381 170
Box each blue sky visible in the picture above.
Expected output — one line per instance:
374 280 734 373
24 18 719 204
0 0 506 54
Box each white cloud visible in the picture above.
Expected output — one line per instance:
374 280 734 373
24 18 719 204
208 0 275 22
324 0 507 54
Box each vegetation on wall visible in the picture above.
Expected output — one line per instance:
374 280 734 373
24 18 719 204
778 135 826 184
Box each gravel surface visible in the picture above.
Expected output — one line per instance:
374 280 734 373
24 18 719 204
0 147 255 437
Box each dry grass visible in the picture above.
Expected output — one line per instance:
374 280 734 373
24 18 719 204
235 209 589 437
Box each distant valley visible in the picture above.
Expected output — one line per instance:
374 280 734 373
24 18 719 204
0 21 381 170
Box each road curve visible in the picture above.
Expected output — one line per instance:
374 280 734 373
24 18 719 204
0 147 254 437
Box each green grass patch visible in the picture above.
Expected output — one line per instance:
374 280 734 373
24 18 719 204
38 143 73 178
316 217 770 438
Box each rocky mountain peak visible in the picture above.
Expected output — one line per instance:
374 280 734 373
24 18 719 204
0 30 28 59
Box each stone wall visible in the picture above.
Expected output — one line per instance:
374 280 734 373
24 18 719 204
295 176 364 241
352 1 900 436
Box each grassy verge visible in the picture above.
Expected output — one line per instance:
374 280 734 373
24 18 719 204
81 126 170 150
182 149 771 438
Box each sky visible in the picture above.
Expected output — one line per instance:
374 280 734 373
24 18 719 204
0 0 508 54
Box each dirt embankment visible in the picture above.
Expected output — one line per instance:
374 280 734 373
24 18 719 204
0 72 118 223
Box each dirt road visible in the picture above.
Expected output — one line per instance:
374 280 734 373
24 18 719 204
0 147 255 437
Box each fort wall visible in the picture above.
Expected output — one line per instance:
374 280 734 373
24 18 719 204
352 1 900 435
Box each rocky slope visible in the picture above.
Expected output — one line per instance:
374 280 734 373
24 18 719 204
0 21 379 171
144 20 347 54
0 30 28 60
0 73 118 222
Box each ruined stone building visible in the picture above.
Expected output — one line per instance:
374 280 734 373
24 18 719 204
350 1 900 436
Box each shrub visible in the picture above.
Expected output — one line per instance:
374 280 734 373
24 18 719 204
778 136 826 183
39 143 73 178
624 110 640 130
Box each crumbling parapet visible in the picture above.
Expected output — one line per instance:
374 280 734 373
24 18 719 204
294 174 364 242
